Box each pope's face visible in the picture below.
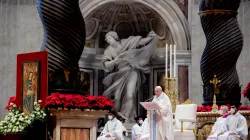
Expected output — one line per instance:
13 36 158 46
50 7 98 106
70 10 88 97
105 36 115 45
154 88 162 97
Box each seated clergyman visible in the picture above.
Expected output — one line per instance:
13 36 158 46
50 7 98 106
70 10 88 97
208 104 248 140
136 112 150 140
97 111 124 140
207 105 229 139
117 115 128 138
132 116 143 140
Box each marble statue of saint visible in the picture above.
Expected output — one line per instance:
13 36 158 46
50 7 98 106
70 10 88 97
101 31 157 121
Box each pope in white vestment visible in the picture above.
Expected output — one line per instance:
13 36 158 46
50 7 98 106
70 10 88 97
209 105 248 140
97 112 124 140
152 86 174 140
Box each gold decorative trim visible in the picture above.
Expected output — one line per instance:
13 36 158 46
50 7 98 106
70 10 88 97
164 77 179 112
182 99 193 104
199 10 237 16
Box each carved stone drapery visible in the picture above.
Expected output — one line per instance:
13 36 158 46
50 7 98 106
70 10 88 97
199 0 243 106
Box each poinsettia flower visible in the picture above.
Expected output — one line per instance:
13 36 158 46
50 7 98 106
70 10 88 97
242 82 250 98
5 96 16 110
45 93 114 110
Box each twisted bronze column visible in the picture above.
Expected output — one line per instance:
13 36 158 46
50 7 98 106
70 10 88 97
36 0 86 93
37 0 85 71
199 0 243 105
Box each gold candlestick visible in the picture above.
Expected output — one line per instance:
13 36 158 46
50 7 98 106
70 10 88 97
164 77 179 113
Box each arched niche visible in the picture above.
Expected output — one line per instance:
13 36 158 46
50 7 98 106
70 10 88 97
80 0 190 51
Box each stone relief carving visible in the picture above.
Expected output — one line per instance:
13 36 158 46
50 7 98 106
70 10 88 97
173 0 188 19
85 18 99 40
149 18 166 40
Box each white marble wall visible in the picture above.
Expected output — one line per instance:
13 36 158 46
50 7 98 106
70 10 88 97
0 0 43 119
189 0 250 106
237 1 250 106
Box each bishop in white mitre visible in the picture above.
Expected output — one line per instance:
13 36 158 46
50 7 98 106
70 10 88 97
97 111 124 140
210 105 248 140
152 86 174 140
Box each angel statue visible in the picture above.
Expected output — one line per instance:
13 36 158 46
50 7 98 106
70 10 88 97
101 31 157 121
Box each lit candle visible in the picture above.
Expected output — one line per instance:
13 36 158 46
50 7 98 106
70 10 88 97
170 45 172 78
165 44 168 78
174 45 176 78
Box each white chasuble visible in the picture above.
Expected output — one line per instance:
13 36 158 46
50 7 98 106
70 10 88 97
132 123 143 140
97 118 124 140
138 118 150 140
208 112 248 140
207 117 227 139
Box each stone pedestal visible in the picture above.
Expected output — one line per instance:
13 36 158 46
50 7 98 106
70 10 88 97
49 109 108 140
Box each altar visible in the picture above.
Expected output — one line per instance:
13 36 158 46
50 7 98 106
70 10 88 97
49 109 108 140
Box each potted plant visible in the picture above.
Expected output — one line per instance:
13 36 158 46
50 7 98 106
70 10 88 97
0 97 47 140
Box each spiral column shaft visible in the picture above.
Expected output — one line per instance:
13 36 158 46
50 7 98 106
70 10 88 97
37 0 85 71
199 0 243 105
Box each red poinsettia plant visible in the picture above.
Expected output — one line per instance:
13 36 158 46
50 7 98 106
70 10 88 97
5 96 16 110
242 82 250 100
197 105 213 112
45 93 114 111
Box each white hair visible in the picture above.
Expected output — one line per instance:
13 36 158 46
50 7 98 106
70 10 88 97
155 86 162 91
221 105 228 112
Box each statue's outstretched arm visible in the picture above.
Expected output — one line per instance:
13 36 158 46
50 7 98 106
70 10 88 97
138 36 154 46
138 31 156 45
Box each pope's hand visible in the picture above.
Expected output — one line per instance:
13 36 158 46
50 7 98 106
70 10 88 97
217 132 224 136
228 132 236 135
105 133 111 137
136 134 141 140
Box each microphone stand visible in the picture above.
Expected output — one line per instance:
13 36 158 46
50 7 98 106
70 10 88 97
144 96 155 102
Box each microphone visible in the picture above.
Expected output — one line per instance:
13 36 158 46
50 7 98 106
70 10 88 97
144 96 155 102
